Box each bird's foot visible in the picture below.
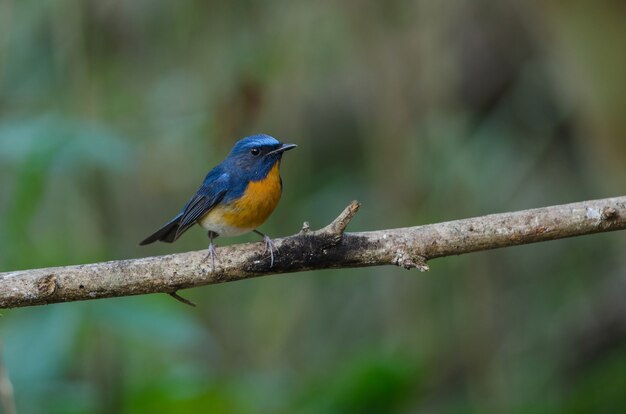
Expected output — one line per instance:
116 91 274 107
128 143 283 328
262 235 278 268
202 242 219 272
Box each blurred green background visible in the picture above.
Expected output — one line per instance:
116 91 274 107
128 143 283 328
1 0 626 413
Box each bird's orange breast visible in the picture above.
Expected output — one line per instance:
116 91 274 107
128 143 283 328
219 162 282 231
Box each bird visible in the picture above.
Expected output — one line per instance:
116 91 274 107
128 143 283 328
140 134 297 270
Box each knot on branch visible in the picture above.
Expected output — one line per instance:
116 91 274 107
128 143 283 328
602 207 619 221
393 251 429 272
36 274 57 297
300 221 311 234
587 206 621 225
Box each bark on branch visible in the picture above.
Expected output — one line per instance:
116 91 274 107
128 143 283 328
1 196 626 309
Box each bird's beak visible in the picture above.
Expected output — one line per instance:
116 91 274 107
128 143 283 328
267 143 297 156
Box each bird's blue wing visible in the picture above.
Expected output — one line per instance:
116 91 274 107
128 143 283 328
174 171 230 238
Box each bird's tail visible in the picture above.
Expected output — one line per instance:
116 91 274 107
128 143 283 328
139 214 183 245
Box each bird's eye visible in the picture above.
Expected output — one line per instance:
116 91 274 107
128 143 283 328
250 148 261 156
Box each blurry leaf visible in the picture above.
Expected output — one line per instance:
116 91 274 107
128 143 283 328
296 353 419 414
92 298 215 351
0 115 132 170
1 306 80 407
1 140 60 267
128 380 255 414
557 349 626 414
0 115 133 268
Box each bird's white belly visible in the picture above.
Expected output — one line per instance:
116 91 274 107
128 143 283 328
198 207 253 237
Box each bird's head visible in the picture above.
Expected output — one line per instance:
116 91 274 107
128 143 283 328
226 134 296 180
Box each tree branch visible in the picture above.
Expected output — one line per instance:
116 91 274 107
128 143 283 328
1 196 625 309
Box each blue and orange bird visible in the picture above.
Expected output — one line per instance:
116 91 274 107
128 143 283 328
140 135 296 270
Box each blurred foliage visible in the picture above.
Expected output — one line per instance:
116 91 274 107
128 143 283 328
1 0 626 413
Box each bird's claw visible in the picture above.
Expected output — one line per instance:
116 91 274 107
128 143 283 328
262 235 277 267
202 242 218 272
